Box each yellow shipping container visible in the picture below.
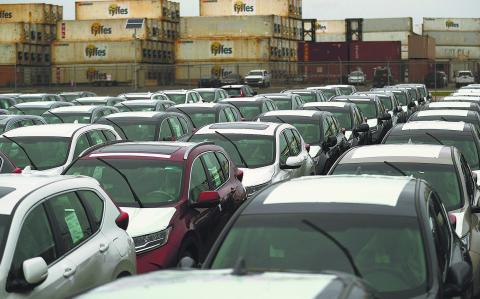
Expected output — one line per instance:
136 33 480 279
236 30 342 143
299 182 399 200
0 3 62 25
199 0 301 18
76 0 168 21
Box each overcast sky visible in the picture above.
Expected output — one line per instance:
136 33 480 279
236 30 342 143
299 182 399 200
4 0 478 26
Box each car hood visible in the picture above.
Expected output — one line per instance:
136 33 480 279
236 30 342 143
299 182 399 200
121 207 176 237
240 165 275 188
77 270 342 299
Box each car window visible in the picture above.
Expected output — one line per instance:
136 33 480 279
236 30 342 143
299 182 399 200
102 130 117 141
19 119 35 127
168 117 184 138
285 129 300 156
428 192 451 273
87 130 107 146
323 117 335 138
202 152 226 189
78 190 104 232
279 131 290 164
353 108 362 127
46 192 93 254
330 116 340 133
219 109 229 122
460 155 475 204
225 108 236 122
186 93 193 103
159 119 173 141
74 133 90 157
189 157 210 202
292 129 303 148
179 116 190 134
215 152 230 180
11 205 57 275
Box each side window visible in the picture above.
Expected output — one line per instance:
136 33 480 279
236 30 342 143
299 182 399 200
216 152 230 180
323 117 333 138
168 117 184 138
179 116 190 134
292 129 303 147
219 109 229 122
286 129 301 155
279 131 290 164
19 120 35 127
159 119 173 141
189 157 210 201
102 130 118 141
428 193 451 273
460 155 475 203
186 93 193 103
202 152 226 189
331 116 340 133
74 133 90 157
225 108 236 122
11 205 57 275
262 102 269 112
78 190 104 232
46 192 93 253
87 130 107 146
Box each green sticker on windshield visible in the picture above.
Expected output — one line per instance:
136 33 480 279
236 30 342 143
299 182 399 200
93 167 104 180
64 209 84 243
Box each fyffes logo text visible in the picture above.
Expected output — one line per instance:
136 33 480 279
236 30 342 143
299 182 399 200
108 4 128 16
86 67 107 81
445 20 459 29
210 42 233 56
91 22 112 36
85 44 107 57
0 10 12 18
233 1 254 13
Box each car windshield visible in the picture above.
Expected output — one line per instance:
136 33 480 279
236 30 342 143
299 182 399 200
164 94 186 104
338 87 352 95
236 104 262 121
0 137 70 170
377 96 393 110
393 92 408 106
332 111 353 129
225 89 241 97
211 213 427 299
9 107 47 116
110 123 157 141
332 163 463 211
385 134 480 170
117 106 155 112
44 113 92 124
249 71 263 76
186 112 216 128
292 93 316 103
268 98 291 110
60 94 82 101
351 101 377 119
197 92 216 103
65 159 184 207
321 89 336 100
190 133 275 168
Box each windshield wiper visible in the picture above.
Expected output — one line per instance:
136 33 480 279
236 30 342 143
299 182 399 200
102 118 129 140
95 158 144 208
425 132 444 145
383 161 408 176
174 107 196 128
214 131 249 168
47 111 65 123
301 219 362 278
2 135 38 170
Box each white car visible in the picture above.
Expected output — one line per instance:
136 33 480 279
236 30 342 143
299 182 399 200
347 70 366 85
442 96 480 103
161 90 204 105
244 69 271 88
189 122 315 197
456 71 476 88
0 124 121 174
0 174 135 298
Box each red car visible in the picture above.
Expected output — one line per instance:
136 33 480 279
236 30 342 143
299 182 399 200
63 141 246 273
221 85 257 98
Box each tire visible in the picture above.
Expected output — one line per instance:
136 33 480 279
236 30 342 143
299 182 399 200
177 243 199 268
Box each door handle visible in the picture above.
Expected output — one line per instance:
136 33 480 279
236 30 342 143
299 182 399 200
63 266 77 278
99 243 109 253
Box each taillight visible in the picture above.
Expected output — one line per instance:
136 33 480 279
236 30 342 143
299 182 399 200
235 169 244 182
116 210 129 231
12 167 22 174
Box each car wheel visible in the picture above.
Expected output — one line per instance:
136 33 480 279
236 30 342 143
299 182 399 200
177 243 199 268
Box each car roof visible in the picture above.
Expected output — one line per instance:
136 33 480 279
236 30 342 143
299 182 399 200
443 96 480 102
116 100 171 106
415 109 474 118
303 102 352 109
48 105 101 113
162 90 188 94
76 97 116 102
428 102 476 108
262 110 325 118
338 144 454 165
261 93 293 99
334 95 375 102
2 123 107 137
221 85 244 88
17 94 50 97
195 122 284 136
104 112 168 119
193 88 221 92
174 103 219 109
14 101 63 108
59 92 90 95
221 97 265 102
391 121 470 133
246 175 418 217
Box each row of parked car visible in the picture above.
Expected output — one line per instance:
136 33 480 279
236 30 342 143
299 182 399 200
0 83 478 298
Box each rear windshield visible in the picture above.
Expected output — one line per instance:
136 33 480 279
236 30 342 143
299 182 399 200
225 89 241 97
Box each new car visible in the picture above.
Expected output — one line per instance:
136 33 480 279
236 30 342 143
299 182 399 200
63 142 247 273
161 90 204 105
301 102 371 146
442 96 480 103
260 93 305 110
382 121 480 170
409 110 480 131
0 115 46 133
9 101 73 116
397 83 430 102
15 94 63 103
0 174 135 298
257 110 348 174
193 88 229 103
221 85 256 98
96 112 193 141
189 122 315 197
355 91 407 124
114 100 175 112
42 106 120 124
325 85 357 95
220 97 278 121
282 89 326 103
307 86 341 100
348 70 366 85
74 97 126 107
58 91 96 102
0 124 121 174
371 88 417 119
167 103 241 129
333 95 391 144
422 101 480 114
204 175 475 299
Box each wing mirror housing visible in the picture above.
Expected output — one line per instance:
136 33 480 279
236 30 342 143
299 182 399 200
444 262 473 297
23 257 48 285
354 123 370 133
378 113 392 121
280 156 303 170
192 191 220 208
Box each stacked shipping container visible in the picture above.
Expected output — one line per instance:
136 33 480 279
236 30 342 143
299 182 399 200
0 3 62 87
52 0 179 86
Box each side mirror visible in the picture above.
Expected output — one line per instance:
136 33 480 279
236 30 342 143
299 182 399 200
396 106 403 113
192 191 220 208
444 262 473 297
418 98 426 104
280 156 303 170
323 136 337 149
354 123 370 133
23 257 48 285
115 210 129 231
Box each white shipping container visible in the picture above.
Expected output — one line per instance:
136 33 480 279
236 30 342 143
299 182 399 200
423 18 480 32
75 1 166 21
199 0 299 18
57 19 150 41
363 18 413 33
436 46 480 60
362 31 410 45
425 31 480 47
315 33 346 42
315 20 346 34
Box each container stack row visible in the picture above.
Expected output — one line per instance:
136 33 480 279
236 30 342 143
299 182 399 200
0 3 62 87
52 0 180 86
176 0 303 82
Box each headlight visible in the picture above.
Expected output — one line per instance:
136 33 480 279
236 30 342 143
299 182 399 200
133 227 171 254
246 182 270 197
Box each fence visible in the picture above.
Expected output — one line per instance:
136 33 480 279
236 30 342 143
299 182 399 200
1 59 479 90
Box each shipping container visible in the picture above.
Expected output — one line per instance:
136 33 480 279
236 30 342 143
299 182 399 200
315 34 346 42
424 31 480 47
199 0 301 18
423 18 480 32
362 31 410 45
52 40 174 64
0 3 62 25
407 59 434 83
297 42 348 62
349 41 402 61
436 46 480 60
76 0 168 21
315 20 346 34
176 38 297 63
408 35 436 59
180 15 286 39
363 18 413 33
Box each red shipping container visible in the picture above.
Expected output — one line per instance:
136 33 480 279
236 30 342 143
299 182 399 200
298 41 349 62
349 41 401 62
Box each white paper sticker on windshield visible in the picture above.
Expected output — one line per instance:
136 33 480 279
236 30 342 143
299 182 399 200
351 144 443 159
418 110 469 117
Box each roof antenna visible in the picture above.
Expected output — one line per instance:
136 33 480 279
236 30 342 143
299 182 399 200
231 257 248 276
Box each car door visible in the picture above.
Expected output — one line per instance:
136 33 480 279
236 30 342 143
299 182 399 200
86 130 107 148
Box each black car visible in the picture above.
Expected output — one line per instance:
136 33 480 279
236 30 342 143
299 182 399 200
0 115 46 133
372 67 394 88
332 95 391 144
220 97 278 121
114 100 175 112
96 111 194 141
355 91 408 124
167 103 241 129
257 110 348 174
382 121 480 170
409 110 480 131
203 175 474 299
301 102 371 146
